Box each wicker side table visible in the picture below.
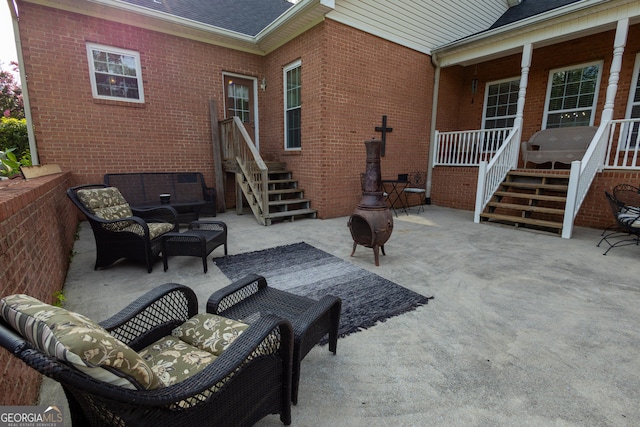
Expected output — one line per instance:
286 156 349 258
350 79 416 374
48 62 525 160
206 274 342 405
162 220 227 273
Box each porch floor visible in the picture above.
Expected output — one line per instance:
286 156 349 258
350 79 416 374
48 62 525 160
40 205 640 426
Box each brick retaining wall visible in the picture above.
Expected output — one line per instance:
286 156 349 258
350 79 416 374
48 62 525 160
0 172 78 405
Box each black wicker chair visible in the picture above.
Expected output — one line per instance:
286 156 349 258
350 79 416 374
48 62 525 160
67 184 179 273
597 188 640 255
0 284 293 426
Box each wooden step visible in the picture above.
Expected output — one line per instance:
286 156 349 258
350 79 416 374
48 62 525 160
269 198 310 207
494 191 567 203
268 188 304 195
500 182 568 191
479 213 563 230
507 170 570 178
266 208 318 220
268 179 296 186
265 161 287 171
486 201 565 215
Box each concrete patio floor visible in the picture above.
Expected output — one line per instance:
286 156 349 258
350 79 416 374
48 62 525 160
39 205 640 426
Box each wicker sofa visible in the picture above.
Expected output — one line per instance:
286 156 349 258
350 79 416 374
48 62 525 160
0 283 294 426
521 126 598 169
104 172 216 223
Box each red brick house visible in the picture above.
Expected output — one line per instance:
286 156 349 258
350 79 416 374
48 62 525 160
7 0 640 235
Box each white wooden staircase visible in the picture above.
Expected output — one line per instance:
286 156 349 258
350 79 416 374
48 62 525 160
479 170 570 235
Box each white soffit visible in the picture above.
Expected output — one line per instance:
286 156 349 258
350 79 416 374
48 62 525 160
433 0 640 67
257 0 335 53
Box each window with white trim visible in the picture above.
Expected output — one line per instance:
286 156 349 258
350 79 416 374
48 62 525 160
86 43 144 103
284 60 301 150
543 62 602 128
483 78 519 129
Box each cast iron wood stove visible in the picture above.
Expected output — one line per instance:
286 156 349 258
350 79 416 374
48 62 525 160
348 138 393 266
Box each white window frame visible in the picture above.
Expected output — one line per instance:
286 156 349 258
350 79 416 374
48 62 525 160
86 43 144 103
542 61 603 129
283 60 302 151
481 77 520 130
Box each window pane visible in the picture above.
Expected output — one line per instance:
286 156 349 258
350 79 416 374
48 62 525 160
286 109 301 148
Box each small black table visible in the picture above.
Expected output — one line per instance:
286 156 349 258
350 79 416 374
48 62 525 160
207 274 341 405
162 220 227 273
382 179 409 216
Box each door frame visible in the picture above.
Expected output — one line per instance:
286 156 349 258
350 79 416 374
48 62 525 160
222 72 260 149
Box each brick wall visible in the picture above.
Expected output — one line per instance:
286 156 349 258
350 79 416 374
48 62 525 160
0 172 78 405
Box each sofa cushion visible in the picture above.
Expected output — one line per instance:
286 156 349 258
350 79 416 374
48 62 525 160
172 313 249 356
120 222 175 240
0 294 161 390
138 336 217 387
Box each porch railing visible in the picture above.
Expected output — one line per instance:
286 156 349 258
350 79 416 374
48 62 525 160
472 127 521 223
604 118 640 169
433 128 513 166
219 117 269 218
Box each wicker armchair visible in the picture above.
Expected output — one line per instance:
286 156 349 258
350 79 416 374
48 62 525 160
67 184 179 273
0 284 293 426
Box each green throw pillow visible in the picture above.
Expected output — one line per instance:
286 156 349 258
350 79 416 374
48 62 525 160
172 313 249 356
0 294 161 390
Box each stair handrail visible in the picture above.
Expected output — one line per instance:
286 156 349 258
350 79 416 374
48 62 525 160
561 121 611 238
220 117 269 218
474 127 520 223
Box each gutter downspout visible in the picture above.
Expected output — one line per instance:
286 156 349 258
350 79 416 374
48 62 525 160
426 55 440 205
8 0 38 165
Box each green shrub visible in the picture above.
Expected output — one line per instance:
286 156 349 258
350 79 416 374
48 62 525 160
0 117 30 177
0 117 28 155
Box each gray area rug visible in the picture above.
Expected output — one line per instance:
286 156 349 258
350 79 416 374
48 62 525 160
214 242 433 341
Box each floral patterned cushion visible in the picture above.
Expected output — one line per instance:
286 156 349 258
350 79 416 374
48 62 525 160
77 187 133 230
138 336 217 387
0 294 161 390
121 222 175 240
172 313 249 356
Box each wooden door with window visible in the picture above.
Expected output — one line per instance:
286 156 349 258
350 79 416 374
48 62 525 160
223 75 256 145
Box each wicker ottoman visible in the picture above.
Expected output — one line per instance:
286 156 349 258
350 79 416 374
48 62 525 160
206 274 342 405
162 221 227 273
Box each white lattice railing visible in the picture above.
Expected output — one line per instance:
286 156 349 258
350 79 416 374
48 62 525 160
433 128 513 166
473 127 521 223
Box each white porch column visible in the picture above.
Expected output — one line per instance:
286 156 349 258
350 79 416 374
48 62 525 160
513 43 532 165
602 18 629 122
